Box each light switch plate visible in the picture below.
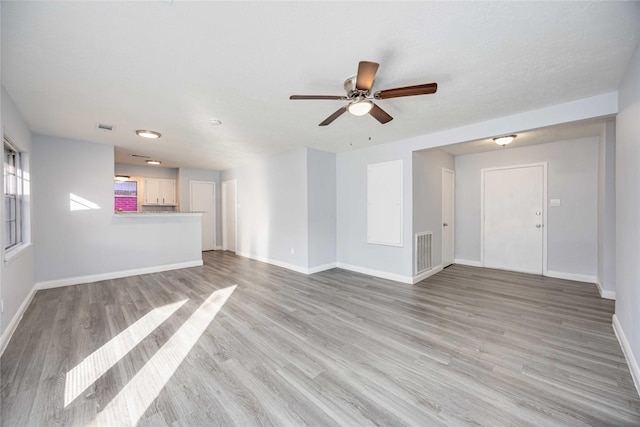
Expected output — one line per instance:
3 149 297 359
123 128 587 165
550 199 561 207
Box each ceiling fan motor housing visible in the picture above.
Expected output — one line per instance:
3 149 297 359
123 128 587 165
344 76 359 98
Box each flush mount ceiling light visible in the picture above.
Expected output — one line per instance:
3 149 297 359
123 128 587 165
146 160 162 165
136 130 161 139
493 135 517 147
114 175 130 182
347 99 374 116
209 118 222 126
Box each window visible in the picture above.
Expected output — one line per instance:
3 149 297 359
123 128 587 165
4 139 22 250
114 180 138 212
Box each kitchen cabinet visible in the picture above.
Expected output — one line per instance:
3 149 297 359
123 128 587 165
144 178 176 205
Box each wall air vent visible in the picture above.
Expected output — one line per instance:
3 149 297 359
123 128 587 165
415 232 433 274
96 123 115 132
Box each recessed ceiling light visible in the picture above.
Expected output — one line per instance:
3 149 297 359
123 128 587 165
146 160 162 165
136 130 161 139
114 175 130 182
493 135 517 147
209 118 222 126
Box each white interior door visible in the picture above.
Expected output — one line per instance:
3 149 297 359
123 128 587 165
482 164 546 274
190 181 215 251
222 179 237 252
442 168 455 267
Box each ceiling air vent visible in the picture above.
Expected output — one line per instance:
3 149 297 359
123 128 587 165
130 154 151 159
96 123 115 132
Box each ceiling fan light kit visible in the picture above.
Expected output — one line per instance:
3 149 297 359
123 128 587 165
348 99 373 116
290 60 438 126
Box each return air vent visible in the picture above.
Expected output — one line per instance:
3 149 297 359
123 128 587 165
95 123 115 132
415 232 433 274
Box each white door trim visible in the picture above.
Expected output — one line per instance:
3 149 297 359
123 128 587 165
221 179 237 252
190 180 216 251
442 168 455 267
480 162 547 275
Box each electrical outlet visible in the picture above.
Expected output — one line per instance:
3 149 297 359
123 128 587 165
290 248 295 255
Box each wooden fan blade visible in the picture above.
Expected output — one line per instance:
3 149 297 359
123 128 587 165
369 103 393 124
290 95 348 100
355 61 380 91
319 106 348 126
374 83 438 99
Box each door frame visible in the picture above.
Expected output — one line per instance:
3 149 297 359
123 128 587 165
480 162 548 275
442 168 455 267
221 179 237 252
189 180 216 251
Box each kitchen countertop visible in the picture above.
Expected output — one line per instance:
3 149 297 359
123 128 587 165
114 211 203 217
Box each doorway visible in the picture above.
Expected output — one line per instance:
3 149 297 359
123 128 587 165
481 163 547 275
222 179 237 252
442 168 454 267
190 181 216 251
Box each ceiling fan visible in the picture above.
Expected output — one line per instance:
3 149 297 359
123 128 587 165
290 61 438 126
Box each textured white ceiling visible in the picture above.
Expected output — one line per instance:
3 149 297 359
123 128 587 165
2 1 638 170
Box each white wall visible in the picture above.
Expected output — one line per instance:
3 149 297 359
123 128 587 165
337 144 414 282
336 93 617 283
33 135 202 284
221 148 309 271
597 121 616 298
455 137 599 279
177 168 221 246
114 163 177 180
307 148 336 270
412 148 455 270
615 40 640 392
0 86 35 342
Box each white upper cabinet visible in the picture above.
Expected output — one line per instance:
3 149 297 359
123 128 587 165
144 178 176 205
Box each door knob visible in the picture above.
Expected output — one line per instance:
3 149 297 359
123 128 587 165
536 224 543 228
443 223 448 227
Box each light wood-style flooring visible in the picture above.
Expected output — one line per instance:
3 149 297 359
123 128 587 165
2 251 639 426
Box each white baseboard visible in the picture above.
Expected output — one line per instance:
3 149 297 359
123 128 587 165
336 262 413 284
36 260 204 290
236 251 311 275
454 258 482 267
308 262 337 274
595 279 616 300
214 246 224 250
612 314 640 397
0 283 38 356
235 252 337 276
545 270 597 284
412 265 443 284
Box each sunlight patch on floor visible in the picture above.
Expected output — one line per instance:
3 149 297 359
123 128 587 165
89 285 237 426
64 299 187 407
